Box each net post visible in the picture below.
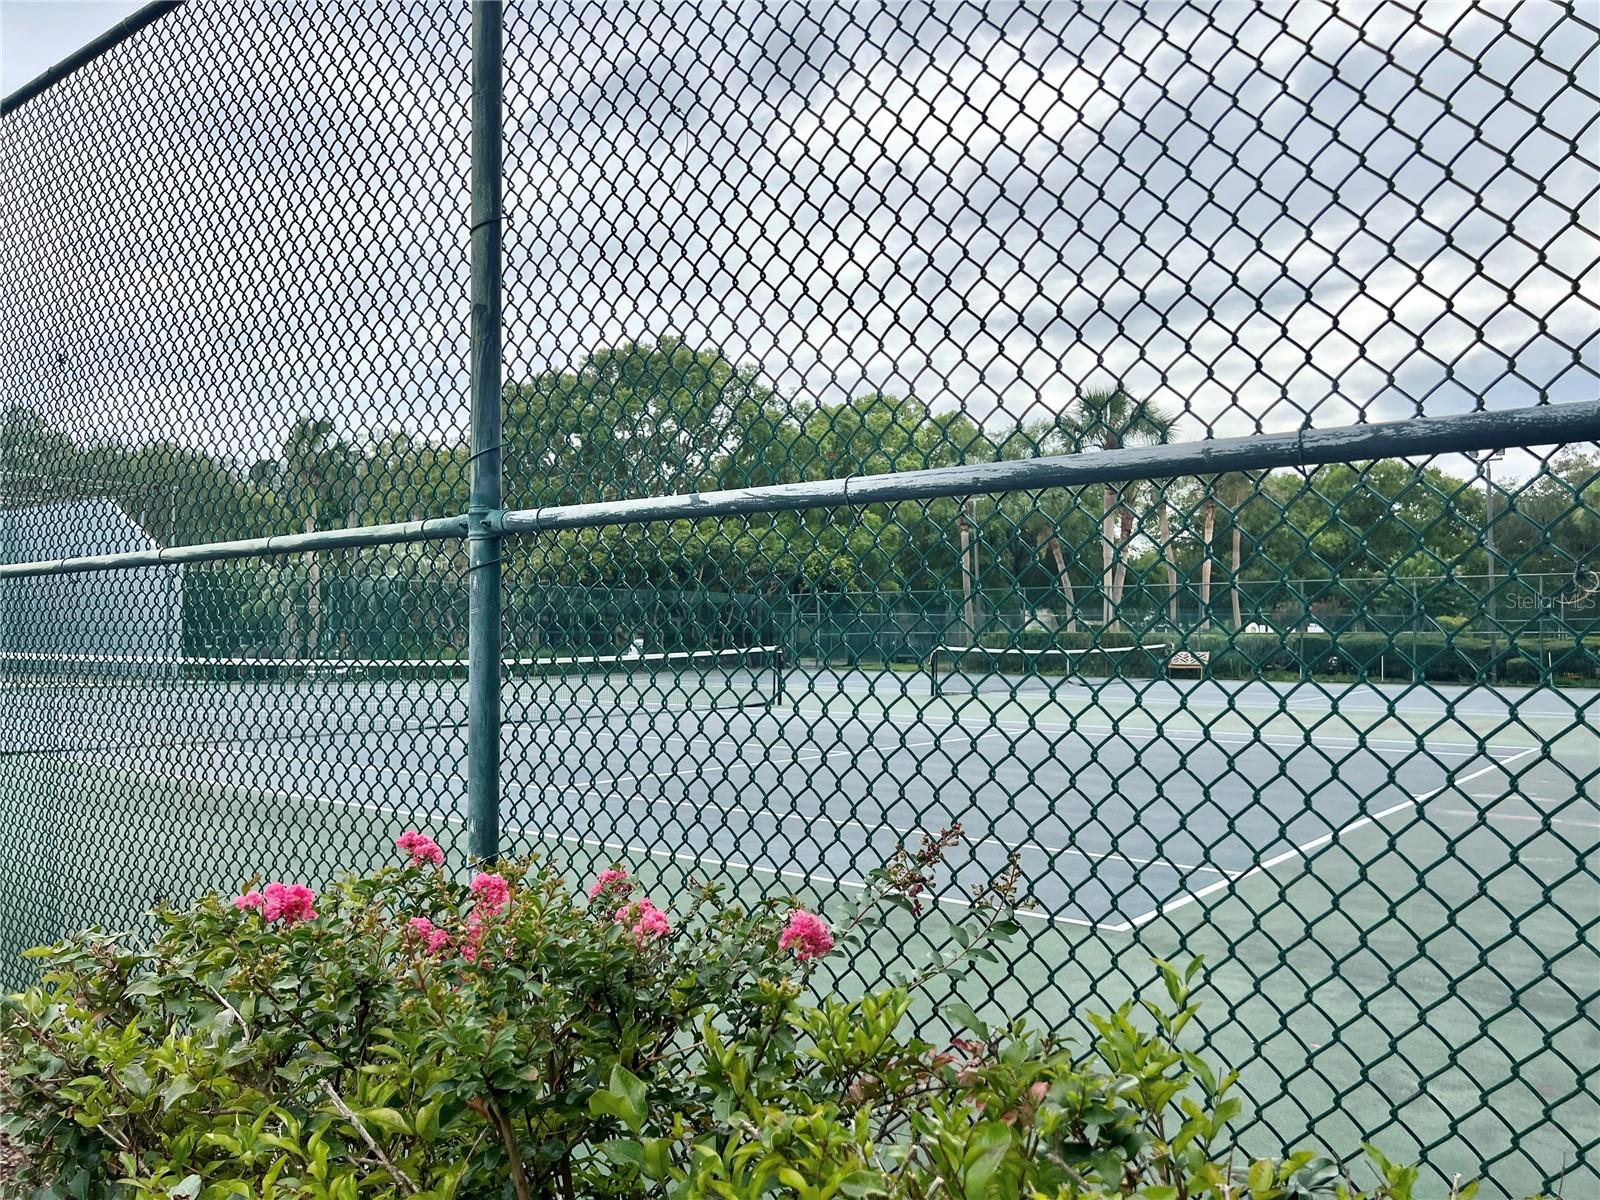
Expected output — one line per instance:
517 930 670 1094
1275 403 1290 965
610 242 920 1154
466 0 504 864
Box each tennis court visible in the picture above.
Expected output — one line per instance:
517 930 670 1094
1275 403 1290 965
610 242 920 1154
1 648 1593 1198
4 649 1588 929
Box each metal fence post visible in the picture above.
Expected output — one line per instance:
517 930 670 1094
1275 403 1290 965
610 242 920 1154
467 0 504 863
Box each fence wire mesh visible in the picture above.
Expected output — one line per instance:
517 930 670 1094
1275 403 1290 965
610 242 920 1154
1 1 1597 1195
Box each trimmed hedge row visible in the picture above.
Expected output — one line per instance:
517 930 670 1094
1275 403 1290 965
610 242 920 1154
960 628 1596 684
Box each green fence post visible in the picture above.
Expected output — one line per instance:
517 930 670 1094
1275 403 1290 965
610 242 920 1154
467 0 504 863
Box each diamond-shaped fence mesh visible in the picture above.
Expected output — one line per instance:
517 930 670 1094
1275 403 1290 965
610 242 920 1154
1 1 1597 1194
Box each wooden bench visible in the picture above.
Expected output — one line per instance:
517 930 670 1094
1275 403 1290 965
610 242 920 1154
1168 650 1211 677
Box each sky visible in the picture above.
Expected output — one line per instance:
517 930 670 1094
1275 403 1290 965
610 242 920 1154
0 0 144 97
0 0 1594 486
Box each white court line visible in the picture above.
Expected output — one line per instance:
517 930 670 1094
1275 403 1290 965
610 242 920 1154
536 727 736 754
77 748 1125 931
502 820 1117 931
74 755 465 827
60 723 1537 934
522 725 1236 908
1113 747 1538 932
525 780 1230 877
1461 792 1599 811
800 675 1588 720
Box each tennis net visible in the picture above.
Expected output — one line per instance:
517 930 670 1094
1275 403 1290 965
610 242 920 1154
928 642 1173 690
0 646 785 755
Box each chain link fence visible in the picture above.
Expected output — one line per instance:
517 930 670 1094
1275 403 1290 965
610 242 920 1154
1 2 1597 1194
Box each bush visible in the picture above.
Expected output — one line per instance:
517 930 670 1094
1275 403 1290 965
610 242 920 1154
2 833 1463 1200
944 619 1599 687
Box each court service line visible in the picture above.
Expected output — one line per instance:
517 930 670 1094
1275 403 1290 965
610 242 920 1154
76 761 1120 933
503 820 1120 931
800 676 1581 720
1115 747 1537 932
83 757 465 827
551 784 1232 877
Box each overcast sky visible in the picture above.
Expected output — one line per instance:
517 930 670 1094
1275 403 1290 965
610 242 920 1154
0 0 144 97
0 0 1594 487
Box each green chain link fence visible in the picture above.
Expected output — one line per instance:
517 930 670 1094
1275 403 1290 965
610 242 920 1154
1 2 1597 1195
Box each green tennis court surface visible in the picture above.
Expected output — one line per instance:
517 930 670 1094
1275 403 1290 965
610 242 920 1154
1 659 1591 1197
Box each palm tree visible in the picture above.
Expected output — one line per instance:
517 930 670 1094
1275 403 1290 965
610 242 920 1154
1197 471 1255 630
1067 389 1176 628
958 498 979 641
1198 483 1217 629
1038 527 1082 633
1156 480 1179 625
282 417 353 657
1218 471 1257 631
1021 413 1085 633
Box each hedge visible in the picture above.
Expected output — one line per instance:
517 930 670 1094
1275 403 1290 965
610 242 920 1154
949 628 1596 685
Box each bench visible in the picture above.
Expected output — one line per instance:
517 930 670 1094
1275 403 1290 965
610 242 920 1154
1168 650 1211 677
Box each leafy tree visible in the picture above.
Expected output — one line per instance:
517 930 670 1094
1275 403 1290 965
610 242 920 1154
1067 389 1176 627
504 337 785 505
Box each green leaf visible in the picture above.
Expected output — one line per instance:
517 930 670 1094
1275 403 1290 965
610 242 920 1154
642 1138 673 1180
167 1176 202 1200
962 1122 1012 1198
356 1107 410 1137
943 1001 989 1040
588 1064 648 1134
601 1138 645 1169
415 1095 444 1141
160 1076 198 1111
1246 1159 1275 1196
835 1169 887 1197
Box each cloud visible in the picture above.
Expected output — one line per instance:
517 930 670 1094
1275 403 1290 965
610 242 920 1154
498 0 1595 457
0 0 1594 483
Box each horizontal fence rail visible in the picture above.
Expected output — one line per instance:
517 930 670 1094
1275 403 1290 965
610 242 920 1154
2 402 1595 578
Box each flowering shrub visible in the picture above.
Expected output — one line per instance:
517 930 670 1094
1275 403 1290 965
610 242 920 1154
778 908 835 961
231 881 317 924
395 831 445 868
0 831 1455 1200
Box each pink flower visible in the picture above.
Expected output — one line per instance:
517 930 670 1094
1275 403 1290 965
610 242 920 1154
459 874 511 966
460 910 489 963
232 890 265 912
778 909 833 962
588 868 633 900
615 898 671 946
260 882 317 925
396 831 444 867
406 916 452 955
470 872 510 916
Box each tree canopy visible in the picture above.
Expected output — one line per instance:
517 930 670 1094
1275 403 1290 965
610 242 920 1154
3 340 1593 650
